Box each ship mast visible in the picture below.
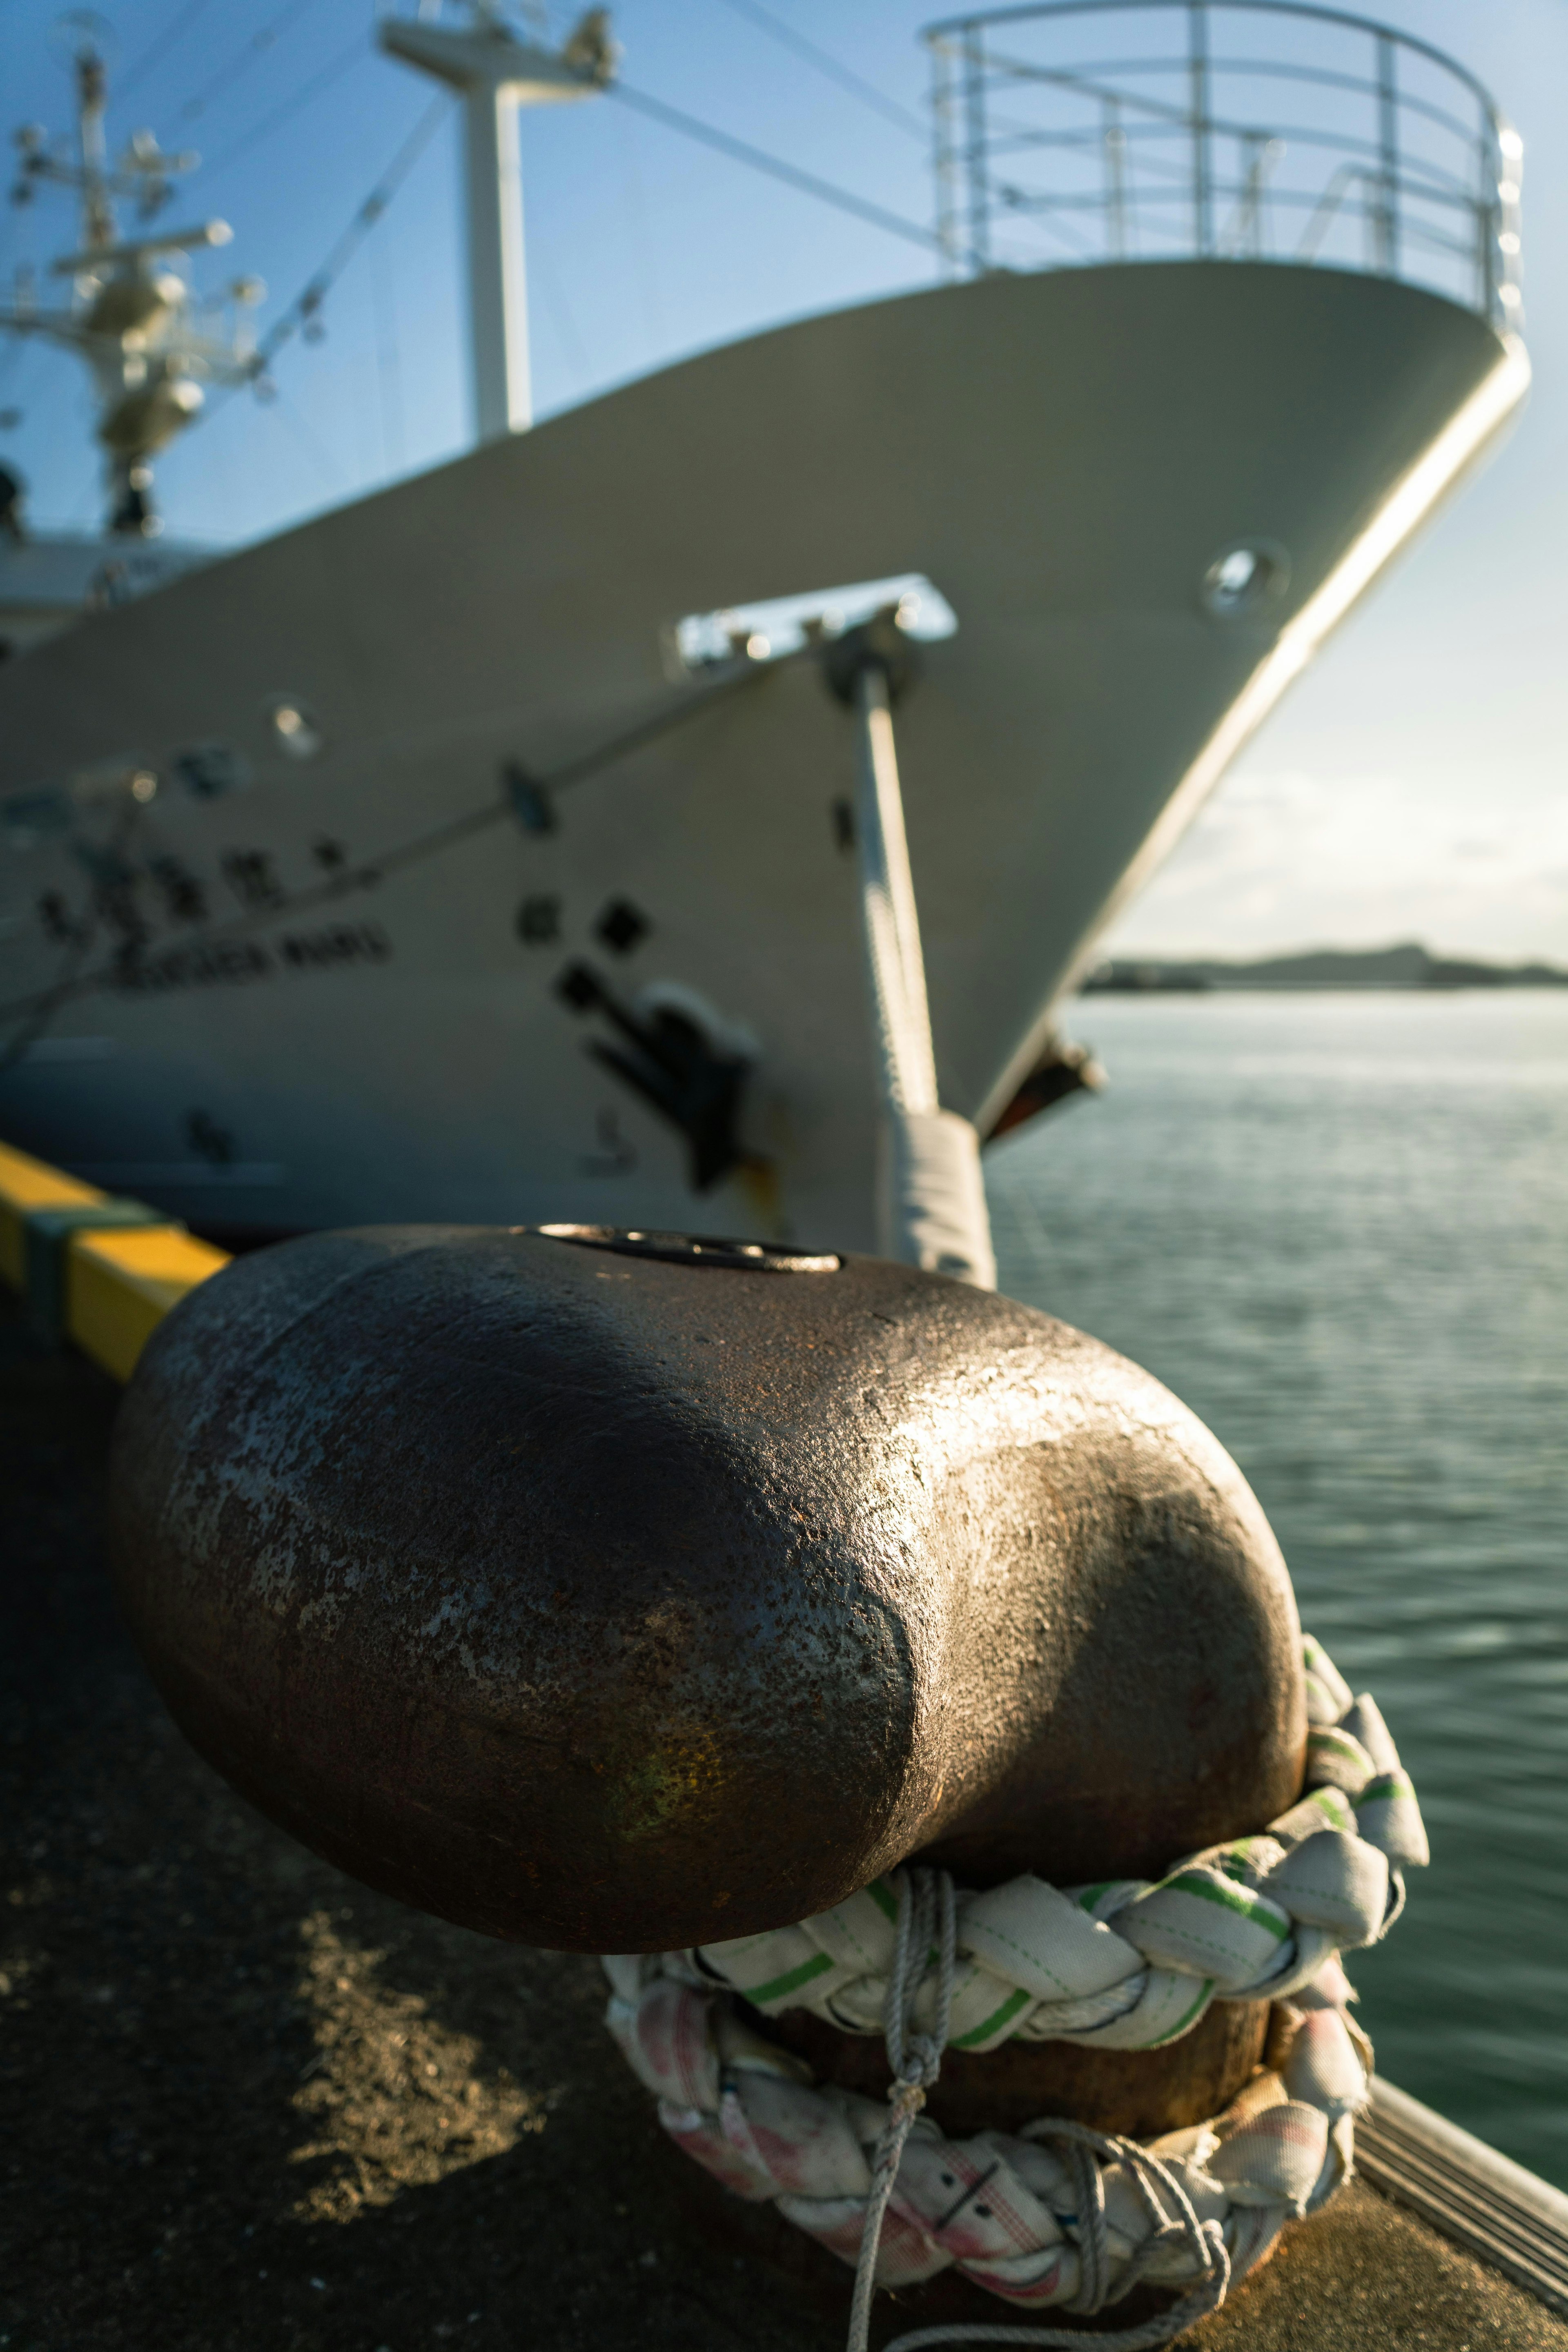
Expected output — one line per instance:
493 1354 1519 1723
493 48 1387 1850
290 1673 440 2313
379 4 615 441
1 20 260 537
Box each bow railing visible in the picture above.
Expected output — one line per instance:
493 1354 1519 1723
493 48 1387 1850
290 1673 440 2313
924 0 1522 330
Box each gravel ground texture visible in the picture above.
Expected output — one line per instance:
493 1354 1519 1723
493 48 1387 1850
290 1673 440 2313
3 1290 1564 2352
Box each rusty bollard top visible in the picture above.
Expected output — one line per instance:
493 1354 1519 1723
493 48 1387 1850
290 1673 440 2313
109 1225 1305 1951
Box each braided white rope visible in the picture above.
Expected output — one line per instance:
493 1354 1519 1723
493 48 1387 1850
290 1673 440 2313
602 1635 1416 2339
877 2119 1237 2352
847 1876 1233 2352
671 1637 1425 2060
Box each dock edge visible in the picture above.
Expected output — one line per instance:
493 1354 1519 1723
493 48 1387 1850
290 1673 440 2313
1362 2078 1568 2316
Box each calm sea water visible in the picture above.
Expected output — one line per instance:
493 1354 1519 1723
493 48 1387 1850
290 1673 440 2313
984 989 1568 2187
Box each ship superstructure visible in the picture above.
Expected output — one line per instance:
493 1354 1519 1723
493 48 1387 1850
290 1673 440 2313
2 16 260 537
0 17 262 655
0 1 1529 1260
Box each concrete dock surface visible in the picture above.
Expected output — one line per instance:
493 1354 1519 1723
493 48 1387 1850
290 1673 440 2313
4 1290 1564 2351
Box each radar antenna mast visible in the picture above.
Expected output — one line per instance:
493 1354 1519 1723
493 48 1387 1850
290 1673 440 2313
1 17 262 537
379 4 615 441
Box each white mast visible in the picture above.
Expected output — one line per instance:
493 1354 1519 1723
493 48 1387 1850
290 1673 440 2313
378 5 615 441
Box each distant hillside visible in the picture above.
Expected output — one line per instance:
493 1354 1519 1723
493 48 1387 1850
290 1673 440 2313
1081 942 1568 993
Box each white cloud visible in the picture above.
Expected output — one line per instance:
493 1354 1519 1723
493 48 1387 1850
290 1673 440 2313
1105 769 1568 961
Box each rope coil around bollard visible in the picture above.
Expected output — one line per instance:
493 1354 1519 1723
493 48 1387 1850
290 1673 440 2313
603 1635 1428 2350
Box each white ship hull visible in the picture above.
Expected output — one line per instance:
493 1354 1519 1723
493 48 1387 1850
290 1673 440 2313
0 262 1525 1251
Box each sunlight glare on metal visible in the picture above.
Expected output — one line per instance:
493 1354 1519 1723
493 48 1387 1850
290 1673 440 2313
267 697 324 759
671 573 958 674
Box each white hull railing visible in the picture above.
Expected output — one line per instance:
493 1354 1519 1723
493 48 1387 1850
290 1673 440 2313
926 0 1522 336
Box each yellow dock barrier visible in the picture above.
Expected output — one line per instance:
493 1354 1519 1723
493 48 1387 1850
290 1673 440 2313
0 1139 230 1383
0 1138 105 1285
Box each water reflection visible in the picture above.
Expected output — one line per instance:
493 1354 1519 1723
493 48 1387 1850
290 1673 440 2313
987 990 1568 2186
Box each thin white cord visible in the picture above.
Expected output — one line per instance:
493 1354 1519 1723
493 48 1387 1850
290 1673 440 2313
845 1871 1231 2352
847 1868 957 2352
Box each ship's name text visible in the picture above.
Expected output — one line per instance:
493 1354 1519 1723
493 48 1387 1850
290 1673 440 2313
114 923 393 993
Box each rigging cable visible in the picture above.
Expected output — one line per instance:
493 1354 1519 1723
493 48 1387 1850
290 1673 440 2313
242 92 452 386
370 223 405 475
710 0 929 143
535 245 594 383
117 0 218 104
268 384 348 491
200 33 374 186
607 81 950 261
197 33 371 187
170 0 318 126
209 38 968 409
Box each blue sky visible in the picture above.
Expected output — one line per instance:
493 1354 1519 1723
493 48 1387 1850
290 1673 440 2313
2 0 1564 959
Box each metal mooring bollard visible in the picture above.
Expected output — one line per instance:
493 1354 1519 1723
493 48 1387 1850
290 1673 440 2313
109 1222 1305 2134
